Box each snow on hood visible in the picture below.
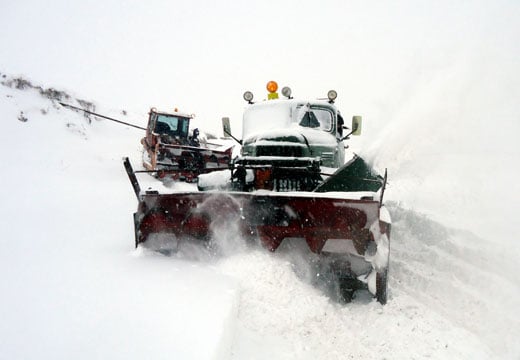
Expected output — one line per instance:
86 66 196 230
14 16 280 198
243 124 337 147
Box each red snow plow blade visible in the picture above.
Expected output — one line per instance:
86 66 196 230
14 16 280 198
134 191 382 253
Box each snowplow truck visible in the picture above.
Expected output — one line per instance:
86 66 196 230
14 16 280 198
141 108 233 182
125 82 391 304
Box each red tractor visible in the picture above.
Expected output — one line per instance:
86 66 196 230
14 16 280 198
141 108 233 182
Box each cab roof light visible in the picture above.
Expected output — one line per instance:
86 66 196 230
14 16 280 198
266 81 278 93
327 90 337 103
243 91 254 104
266 81 279 100
281 86 292 99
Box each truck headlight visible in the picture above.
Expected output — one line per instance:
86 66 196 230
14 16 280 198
282 86 292 99
243 91 254 103
327 90 337 103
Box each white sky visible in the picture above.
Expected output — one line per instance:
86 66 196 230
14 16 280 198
2 1 518 130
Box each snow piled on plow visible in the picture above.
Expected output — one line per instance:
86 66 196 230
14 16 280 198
1 74 519 360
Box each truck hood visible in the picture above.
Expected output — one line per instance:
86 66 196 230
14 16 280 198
243 126 337 147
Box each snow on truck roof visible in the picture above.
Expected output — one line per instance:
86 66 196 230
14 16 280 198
245 98 337 110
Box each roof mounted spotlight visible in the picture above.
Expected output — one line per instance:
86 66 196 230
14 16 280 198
243 91 254 104
327 90 338 103
281 86 292 99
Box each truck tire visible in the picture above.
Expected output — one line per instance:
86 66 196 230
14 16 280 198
338 277 358 303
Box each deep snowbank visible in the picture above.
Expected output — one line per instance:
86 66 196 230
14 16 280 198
1 76 519 359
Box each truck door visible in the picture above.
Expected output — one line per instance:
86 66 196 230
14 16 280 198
145 111 158 148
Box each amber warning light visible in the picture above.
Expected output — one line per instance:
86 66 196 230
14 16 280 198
266 81 279 100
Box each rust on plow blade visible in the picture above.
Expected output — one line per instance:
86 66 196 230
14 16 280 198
133 190 391 304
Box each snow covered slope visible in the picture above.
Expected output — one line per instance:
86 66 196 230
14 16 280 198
0 75 519 359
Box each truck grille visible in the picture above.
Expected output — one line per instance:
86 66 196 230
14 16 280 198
273 176 320 192
256 145 303 157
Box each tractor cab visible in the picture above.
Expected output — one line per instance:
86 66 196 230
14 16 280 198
143 108 197 149
141 107 228 181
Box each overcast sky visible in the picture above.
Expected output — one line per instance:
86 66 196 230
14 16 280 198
2 1 518 131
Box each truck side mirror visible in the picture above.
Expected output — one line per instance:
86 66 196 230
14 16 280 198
222 117 242 145
222 117 232 137
351 116 362 136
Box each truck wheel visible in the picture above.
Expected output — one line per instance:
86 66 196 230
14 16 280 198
338 277 358 303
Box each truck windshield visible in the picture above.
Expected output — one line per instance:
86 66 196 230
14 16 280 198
296 105 333 132
243 102 292 138
243 102 335 138
155 115 189 137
